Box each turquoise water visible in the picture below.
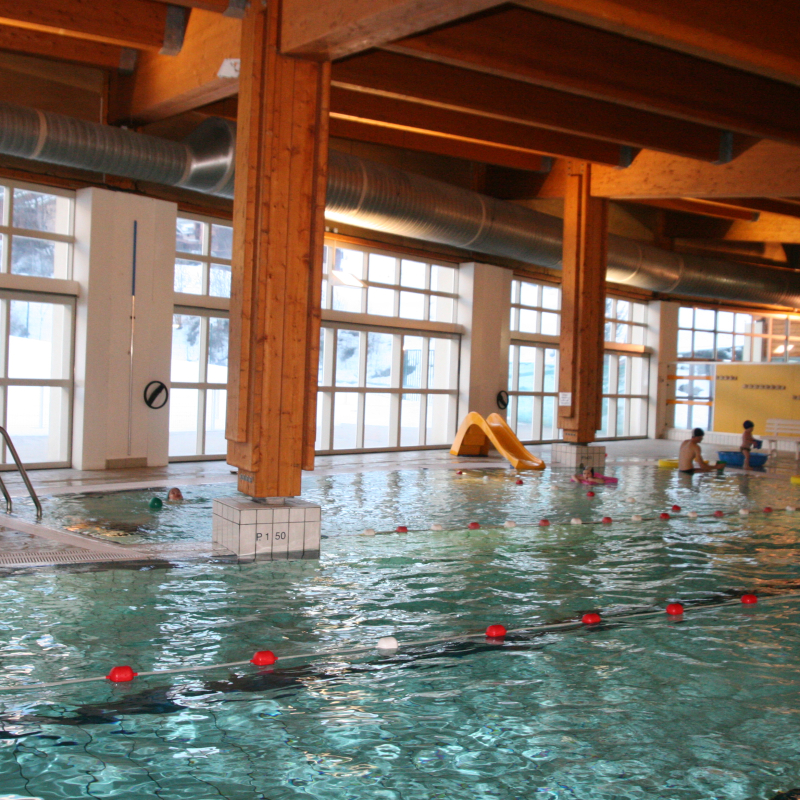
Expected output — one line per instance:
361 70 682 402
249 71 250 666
2 466 800 798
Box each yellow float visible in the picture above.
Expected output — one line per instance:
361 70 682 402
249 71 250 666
658 458 679 468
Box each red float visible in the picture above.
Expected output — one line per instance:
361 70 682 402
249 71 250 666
486 624 507 638
666 603 684 616
539 519 550 526
764 506 773 513
671 505 681 512
396 525 408 533
516 479 524 485
659 512 670 520
106 665 137 682
468 522 480 530
741 594 758 604
251 650 278 666
582 612 602 625
714 510 724 518
456 470 463 475
602 516 612 524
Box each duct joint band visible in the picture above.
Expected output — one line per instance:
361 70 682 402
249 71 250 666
30 110 48 160
663 254 685 294
176 143 195 188
460 194 488 249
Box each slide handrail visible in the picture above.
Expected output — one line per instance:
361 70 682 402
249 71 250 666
0 426 42 520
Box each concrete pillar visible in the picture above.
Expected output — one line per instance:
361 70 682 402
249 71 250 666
72 188 175 470
456 262 513 422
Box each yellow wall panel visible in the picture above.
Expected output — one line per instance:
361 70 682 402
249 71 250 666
714 363 800 435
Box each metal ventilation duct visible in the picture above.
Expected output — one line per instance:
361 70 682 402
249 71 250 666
0 101 795 308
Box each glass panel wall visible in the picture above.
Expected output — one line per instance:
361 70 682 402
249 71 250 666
0 294 73 465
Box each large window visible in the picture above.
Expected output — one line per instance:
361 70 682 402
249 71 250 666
0 183 73 279
597 353 649 438
170 310 229 458
174 215 232 298
0 294 73 466
507 279 561 442
321 242 458 322
676 306 800 363
170 214 233 460
507 344 560 441
316 240 460 452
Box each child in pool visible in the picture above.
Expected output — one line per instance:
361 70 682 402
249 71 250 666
571 465 604 484
740 420 762 469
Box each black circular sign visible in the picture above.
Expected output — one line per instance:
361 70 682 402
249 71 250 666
143 381 169 409
496 390 509 410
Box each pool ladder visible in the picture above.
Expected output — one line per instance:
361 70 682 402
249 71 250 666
0 426 42 520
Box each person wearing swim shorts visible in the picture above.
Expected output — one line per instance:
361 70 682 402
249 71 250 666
678 428 717 474
740 420 762 469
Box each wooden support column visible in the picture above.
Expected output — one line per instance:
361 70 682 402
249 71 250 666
557 161 607 444
226 0 330 498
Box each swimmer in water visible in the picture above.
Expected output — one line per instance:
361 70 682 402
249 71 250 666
167 487 183 501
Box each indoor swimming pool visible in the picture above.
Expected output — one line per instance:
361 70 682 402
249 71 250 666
2 465 800 799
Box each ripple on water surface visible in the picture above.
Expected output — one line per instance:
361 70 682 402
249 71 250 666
1 465 800 798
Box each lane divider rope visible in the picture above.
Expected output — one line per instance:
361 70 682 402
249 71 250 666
1 591 794 694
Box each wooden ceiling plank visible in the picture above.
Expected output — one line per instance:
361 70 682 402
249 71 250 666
0 24 125 70
714 198 800 220
330 85 626 167
280 0 502 59
330 118 551 172
110 10 241 124
334 50 728 162
147 0 233 13
514 0 800 87
631 198 759 222
0 0 168 51
591 141 800 200
391 7 800 146
671 212 800 244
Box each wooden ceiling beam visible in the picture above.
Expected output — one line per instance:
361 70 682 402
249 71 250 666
333 50 735 163
514 0 800 87
330 85 629 167
713 198 800 221
591 141 800 200
631 199 760 222
280 0 501 59
0 0 170 51
0 23 130 70
668 212 800 245
330 118 552 173
110 10 241 124
147 0 238 14
390 7 800 146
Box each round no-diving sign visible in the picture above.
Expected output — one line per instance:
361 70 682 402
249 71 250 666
143 381 169 409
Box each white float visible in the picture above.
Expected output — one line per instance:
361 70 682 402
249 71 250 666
503 520 516 528
687 511 698 518
787 506 796 513
571 517 582 525
430 523 444 531
626 497 637 503
377 636 399 653
739 509 750 516
362 528 376 536
631 514 643 522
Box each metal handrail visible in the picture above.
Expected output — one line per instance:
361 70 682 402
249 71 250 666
0 426 42 520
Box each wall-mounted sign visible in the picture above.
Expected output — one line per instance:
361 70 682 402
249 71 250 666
143 381 169 409
558 392 572 407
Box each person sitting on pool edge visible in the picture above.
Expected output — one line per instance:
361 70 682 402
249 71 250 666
167 487 184 501
678 428 720 474
741 420 762 469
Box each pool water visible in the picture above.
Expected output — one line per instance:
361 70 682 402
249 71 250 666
2 465 800 798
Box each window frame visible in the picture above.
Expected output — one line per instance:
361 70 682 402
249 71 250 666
174 212 233 300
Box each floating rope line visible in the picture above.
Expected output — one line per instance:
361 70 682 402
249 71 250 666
0 591 793 694
363 506 795 535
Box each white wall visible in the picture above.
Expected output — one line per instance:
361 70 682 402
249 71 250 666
457 262 513 421
72 189 175 469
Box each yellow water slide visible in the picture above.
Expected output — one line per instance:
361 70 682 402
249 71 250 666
450 412 546 470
